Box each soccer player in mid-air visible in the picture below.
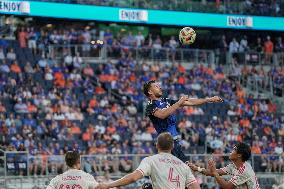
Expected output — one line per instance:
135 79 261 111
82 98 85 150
143 80 223 162
47 151 99 189
188 142 260 189
98 132 201 189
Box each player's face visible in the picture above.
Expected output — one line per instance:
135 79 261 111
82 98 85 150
229 146 239 161
149 82 163 98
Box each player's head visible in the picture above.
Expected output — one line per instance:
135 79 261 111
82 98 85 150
65 151 81 169
229 143 251 162
143 80 163 99
156 132 174 152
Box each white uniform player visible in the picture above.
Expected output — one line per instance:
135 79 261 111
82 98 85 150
188 143 260 189
221 162 260 189
97 132 201 189
47 169 99 189
136 152 197 189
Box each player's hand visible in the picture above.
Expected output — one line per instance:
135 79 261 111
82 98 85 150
97 183 109 189
208 158 217 175
186 162 199 172
177 95 189 106
207 96 223 103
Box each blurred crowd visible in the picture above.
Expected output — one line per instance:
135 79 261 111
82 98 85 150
0 23 283 178
28 0 284 17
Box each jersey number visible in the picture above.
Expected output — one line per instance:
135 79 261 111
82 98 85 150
59 184 82 189
168 167 181 188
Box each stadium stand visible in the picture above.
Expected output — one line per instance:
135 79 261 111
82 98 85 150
0 22 284 189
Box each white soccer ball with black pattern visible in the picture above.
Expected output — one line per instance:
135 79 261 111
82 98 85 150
179 27 196 45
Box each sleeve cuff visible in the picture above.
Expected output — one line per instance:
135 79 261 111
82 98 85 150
136 169 145 177
186 180 197 187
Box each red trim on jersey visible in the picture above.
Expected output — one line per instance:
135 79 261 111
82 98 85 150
237 163 246 174
186 180 197 187
137 169 145 176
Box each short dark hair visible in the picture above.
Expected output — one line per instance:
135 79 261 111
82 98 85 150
65 151 80 167
235 143 251 162
157 132 174 151
143 80 156 97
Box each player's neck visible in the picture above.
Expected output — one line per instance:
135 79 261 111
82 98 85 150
150 96 161 101
69 165 80 170
158 150 171 154
233 160 245 169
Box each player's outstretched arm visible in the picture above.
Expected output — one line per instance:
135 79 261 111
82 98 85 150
153 95 188 119
98 171 143 189
182 96 223 106
187 162 226 177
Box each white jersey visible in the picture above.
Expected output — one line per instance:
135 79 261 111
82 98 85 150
136 152 197 189
221 162 260 189
46 169 99 189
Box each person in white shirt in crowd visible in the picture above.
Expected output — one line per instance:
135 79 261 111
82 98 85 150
239 36 248 52
169 36 178 62
73 52 83 69
47 151 99 189
7 48 16 61
82 28 91 55
38 54 47 69
64 53 73 71
98 132 200 189
135 31 145 47
189 142 260 189
229 38 239 54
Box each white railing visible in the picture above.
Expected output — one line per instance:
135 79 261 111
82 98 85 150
48 44 215 64
1 152 283 189
2 152 283 177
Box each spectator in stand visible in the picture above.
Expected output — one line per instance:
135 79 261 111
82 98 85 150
264 36 274 64
229 38 239 54
239 35 249 52
169 36 178 62
275 37 284 65
0 47 5 60
27 27 37 54
38 54 47 69
0 59 10 73
135 31 145 47
10 61 21 74
18 27 28 48
219 35 228 64
73 52 83 69
6 48 16 61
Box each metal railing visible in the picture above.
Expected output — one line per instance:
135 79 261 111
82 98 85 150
1 152 283 188
2 152 283 177
225 51 283 66
28 0 284 17
48 44 215 64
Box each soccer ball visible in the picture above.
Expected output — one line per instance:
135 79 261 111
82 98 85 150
179 27 196 45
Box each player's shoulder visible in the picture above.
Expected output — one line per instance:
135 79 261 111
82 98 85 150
242 162 254 175
50 173 63 182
